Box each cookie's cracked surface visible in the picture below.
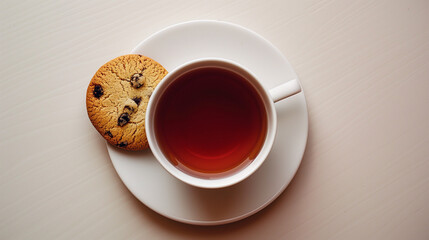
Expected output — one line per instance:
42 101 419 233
86 54 168 150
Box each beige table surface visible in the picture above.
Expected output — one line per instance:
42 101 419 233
1 0 429 239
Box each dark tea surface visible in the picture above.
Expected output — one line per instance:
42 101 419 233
154 67 267 179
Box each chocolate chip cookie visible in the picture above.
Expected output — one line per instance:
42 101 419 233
86 54 168 150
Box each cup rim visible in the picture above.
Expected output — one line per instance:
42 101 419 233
145 58 277 189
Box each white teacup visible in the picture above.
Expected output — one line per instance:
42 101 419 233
145 58 301 188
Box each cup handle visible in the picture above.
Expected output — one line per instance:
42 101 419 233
269 79 302 103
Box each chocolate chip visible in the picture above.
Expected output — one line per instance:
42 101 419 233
118 113 130 126
132 97 142 105
105 131 113 138
93 84 103 98
123 105 134 115
130 73 145 88
117 141 128 147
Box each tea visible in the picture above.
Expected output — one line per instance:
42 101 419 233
154 67 267 179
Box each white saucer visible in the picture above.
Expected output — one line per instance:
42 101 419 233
107 20 308 225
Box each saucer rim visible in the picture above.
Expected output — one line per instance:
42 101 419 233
108 19 309 225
